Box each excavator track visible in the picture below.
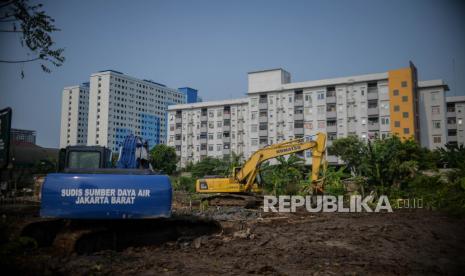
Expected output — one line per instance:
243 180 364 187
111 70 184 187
20 216 221 255
201 194 263 209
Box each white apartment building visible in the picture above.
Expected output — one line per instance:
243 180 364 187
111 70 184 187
59 83 89 148
446 96 465 146
168 63 451 167
167 99 249 167
85 70 186 152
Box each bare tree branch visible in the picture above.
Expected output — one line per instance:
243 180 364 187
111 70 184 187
0 57 40 63
0 17 19 22
0 1 15 10
0 29 21 32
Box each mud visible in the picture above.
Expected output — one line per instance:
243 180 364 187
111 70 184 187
2 196 465 275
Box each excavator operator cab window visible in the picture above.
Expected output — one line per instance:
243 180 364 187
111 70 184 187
199 181 208 190
67 151 101 169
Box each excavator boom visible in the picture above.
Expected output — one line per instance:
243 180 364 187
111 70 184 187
196 132 326 194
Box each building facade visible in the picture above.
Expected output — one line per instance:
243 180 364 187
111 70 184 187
168 63 451 167
446 96 465 146
86 70 186 151
59 83 90 148
10 128 36 144
168 99 249 167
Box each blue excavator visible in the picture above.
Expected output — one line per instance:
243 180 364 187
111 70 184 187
22 135 219 254
41 134 172 219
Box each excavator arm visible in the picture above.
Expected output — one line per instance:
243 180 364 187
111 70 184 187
236 132 327 192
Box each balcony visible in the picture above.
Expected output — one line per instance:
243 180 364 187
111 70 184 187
259 102 268 109
175 117 182 123
368 122 380 131
326 125 337 132
223 113 231 119
259 130 268 136
200 138 207 143
174 128 182 134
367 92 378 100
367 107 379 116
294 113 304 120
326 96 336 104
259 116 268 123
200 150 207 155
174 140 182 145
448 135 457 142
294 128 304 135
223 125 230 131
447 111 456 118
200 126 207 132
223 136 231 143
294 99 304 106
327 155 339 164
447 123 457 129
326 111 337 118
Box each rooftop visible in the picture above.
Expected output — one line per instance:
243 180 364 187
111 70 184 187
168 98 248 111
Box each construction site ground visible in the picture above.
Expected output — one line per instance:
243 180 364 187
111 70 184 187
2 192 465 275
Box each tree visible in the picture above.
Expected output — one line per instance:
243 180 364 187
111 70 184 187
328 136 367 175
260 154 305 195
0 0 65 77
149 144 178 175
436 143 465 168
190 157 228 178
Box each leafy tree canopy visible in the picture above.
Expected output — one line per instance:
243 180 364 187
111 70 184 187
0 0 65 77
149 144 178 175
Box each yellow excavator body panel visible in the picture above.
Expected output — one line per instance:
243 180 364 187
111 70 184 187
195 178 261 193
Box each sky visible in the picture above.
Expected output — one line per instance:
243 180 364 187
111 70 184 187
1 0 464 148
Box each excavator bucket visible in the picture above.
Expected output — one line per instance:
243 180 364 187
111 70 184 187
40 172 172 219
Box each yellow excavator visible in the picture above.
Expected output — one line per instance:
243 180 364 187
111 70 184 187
195 132 326 207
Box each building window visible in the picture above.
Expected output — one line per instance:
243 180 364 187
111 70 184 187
402 112 409 118
402 96 408 102
317 92 325 100
394 105 400 112
381 117 390 125
433 120 441 129
432 106 440 114
431 92 439 101
393 89 399 96
394 121 400 128
401 81 408 87
403 128 410 134
433 136 441 143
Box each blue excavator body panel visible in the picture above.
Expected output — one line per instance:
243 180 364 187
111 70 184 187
40 172 172 219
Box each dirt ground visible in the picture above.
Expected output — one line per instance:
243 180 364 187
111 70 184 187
2 194 465 275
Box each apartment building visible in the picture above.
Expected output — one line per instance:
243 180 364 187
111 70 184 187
59 83 90 148
446 96 465 146
10 128 36 144
168 63 451 167
418 80 449 149
167 99 249 167
85 70 186 151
